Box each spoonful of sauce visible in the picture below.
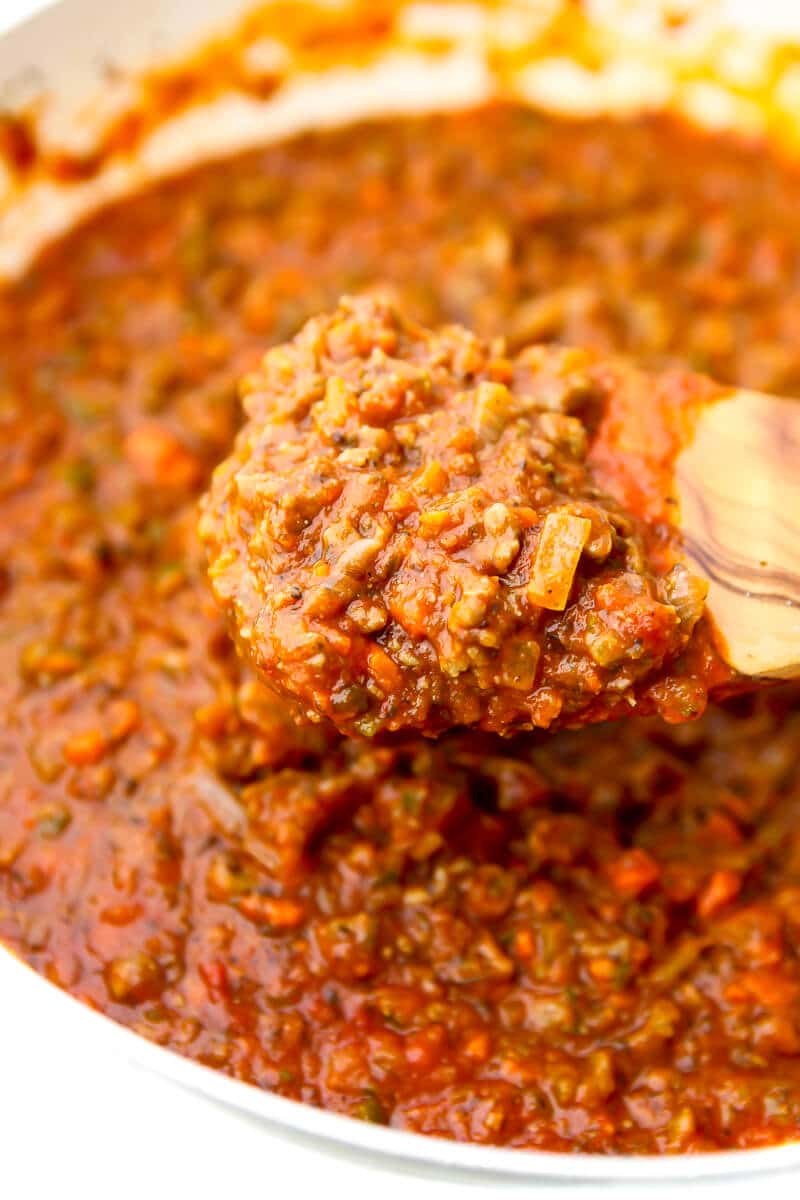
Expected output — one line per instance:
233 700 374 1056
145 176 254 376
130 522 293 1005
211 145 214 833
199 295 799 737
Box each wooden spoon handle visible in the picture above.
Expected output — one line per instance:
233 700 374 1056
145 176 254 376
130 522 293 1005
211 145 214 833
674 388 800 680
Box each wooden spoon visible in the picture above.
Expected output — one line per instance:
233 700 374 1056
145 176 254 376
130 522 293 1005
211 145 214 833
672 387 800 680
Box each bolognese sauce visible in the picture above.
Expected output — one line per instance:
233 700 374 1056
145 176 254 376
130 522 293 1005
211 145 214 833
2 104 800 1152
200 296 721 736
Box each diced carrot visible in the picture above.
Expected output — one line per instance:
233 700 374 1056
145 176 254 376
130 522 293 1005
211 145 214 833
417 508 454 537
239 894 305 928
387 589 431 639
606 848 661 898
367 646 404 696
384 487 417 516
63 728 108 766
588 957 616 982
514 506 539 528
447 427 477 453
696 869 741 919
414 459 449 496
108 698 140 742
513 928 535 959
99 902 143 927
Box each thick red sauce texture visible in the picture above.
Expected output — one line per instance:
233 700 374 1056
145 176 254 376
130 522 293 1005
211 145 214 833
200 296 721 737
3 104 800 1153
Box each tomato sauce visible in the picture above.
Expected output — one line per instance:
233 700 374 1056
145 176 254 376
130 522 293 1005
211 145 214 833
3 104 800 1152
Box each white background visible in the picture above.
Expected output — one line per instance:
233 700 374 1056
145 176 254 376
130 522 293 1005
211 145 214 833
2 1 800 1196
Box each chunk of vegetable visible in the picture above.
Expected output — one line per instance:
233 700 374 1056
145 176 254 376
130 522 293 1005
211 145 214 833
528 511 591 611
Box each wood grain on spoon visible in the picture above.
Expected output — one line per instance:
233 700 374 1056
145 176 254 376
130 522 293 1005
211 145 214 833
587 362 800 683
673 388 800 679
